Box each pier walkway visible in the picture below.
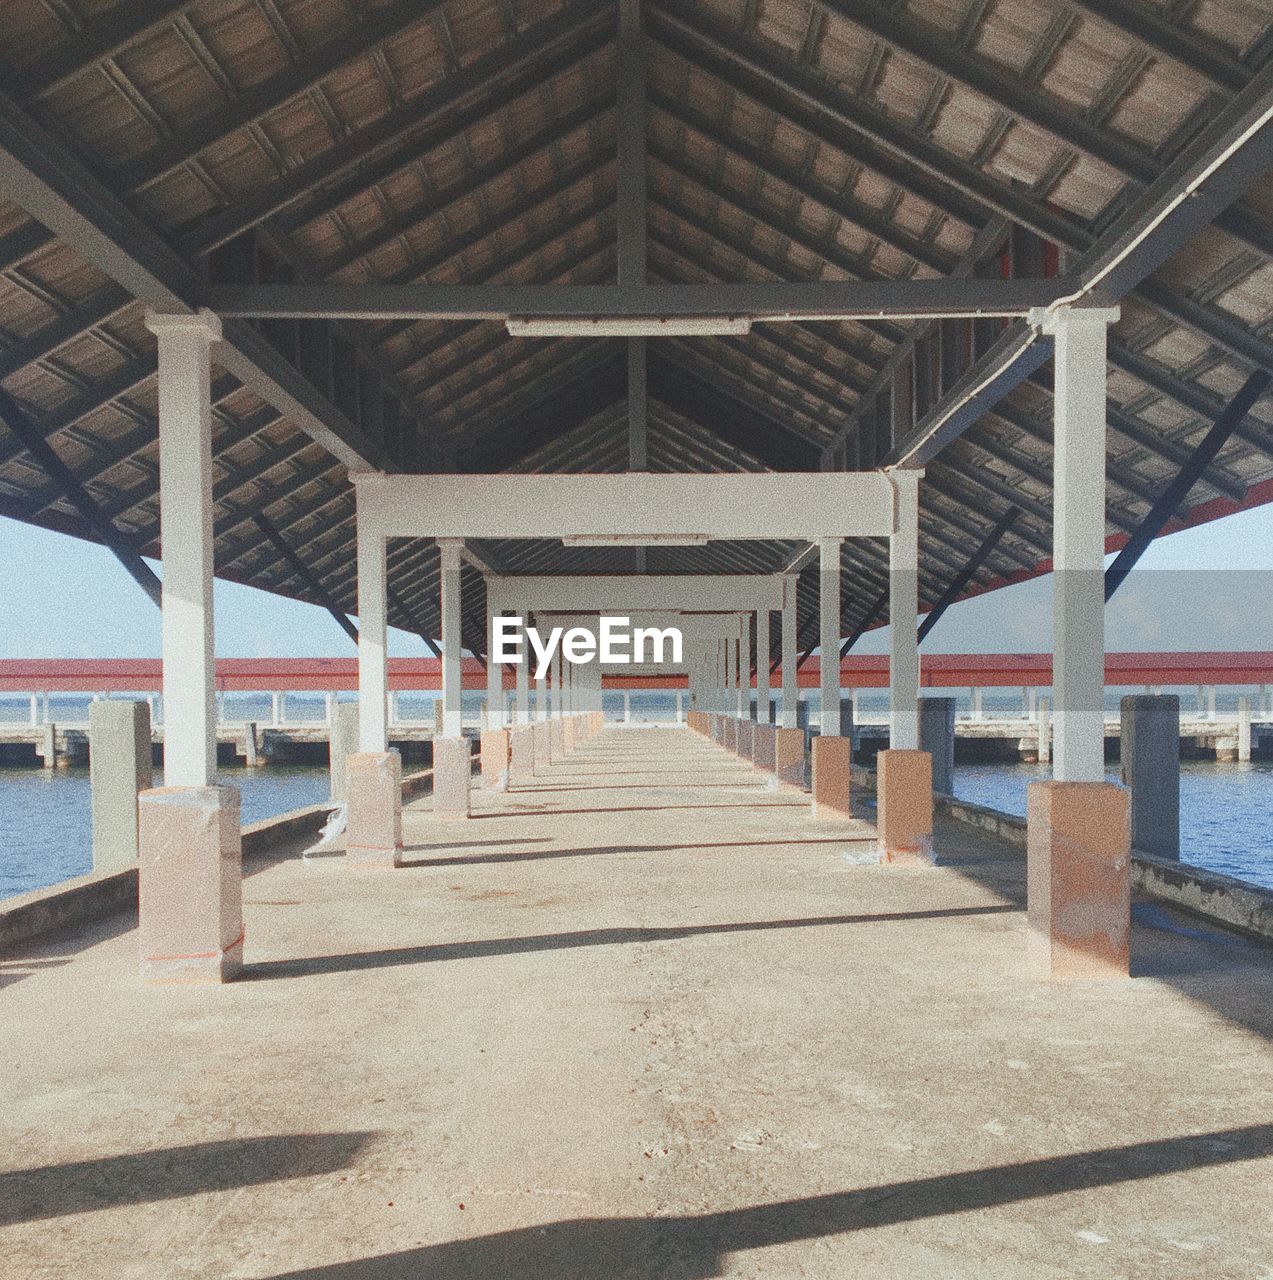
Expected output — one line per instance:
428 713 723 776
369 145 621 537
3 726 1272 1278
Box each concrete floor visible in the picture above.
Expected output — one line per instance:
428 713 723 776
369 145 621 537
3 726 1272 1279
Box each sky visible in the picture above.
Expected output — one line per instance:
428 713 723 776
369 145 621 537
1 504 1271 659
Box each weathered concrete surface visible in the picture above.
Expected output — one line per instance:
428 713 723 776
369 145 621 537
2 728 1272 1277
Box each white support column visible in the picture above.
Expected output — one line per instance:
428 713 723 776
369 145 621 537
146 309 221 787
1041 306 1118 782
354 501 388 753
736 614 748 719
819 538 842 737
724 625 735 718
29 693 38 726
515 611 530 724
888 470 922 750
756 611 770 724
781 575 797 729
486 591 504 730
439 539 463 739
535 649 548 720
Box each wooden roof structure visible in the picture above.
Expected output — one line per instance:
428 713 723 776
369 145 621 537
0 0 1271 654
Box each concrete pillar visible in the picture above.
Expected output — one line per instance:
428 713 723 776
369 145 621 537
271 691 282 727
28 693 39 725
888 470 922 750
752 723 776 772
810 735 851 819
1119 695 1179 859
439 539 463 739
40 722 57 770
1029 305 1127 979
1041 306 1118 783
354 495 388 755
774 727 805 787
146 309 221 788
138 786 243 983
1238 695 1252 763
329 702 359 802
515 611 530 725
736 615 748 720
143 309 242 985
781 575 797 729
482 728 511 791
509 725 535 785
819 539 842 736
535 666 548 722
242 722 259 769
624 691 632 724
346 751 403 866
324 691 335 725
89 699 153 873
41 690 50 724
1027 782 1130 978
433 735 472 817
971 687 984 721
756 610 771 724
919 697 956 797
1207 685 1217 721
876 750 933 863
433 539 469 816
676 690 683 723
1037 695 1051 764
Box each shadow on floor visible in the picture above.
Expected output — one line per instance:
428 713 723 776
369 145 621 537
244 905 1016 981
251 1121 1273 1279
401 836 876 869
0 1132 378 1226
401 837 555 854
473 802 808 819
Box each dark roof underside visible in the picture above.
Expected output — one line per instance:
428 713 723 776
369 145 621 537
0 0 1271 653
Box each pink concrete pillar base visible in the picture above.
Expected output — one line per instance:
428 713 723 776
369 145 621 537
433 736 472 819
480 729 510 792
533 723 550 770
877 750 933 864
723 717 737 751
138 785 243 985
509 726 535 785
811 735 852 819
346 751 403 868
737 720 754 760
751 724 776 772
774 728 806 788
1027 781 1131 979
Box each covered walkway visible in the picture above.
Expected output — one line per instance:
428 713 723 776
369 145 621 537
4 726 1272 1278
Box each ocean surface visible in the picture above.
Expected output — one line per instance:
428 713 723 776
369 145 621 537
0 765 332 899
953 760 1273 889
2 755 1270 899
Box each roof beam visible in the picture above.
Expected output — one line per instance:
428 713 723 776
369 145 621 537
0 84 393 473
1063 0 1251 94
918 506 1020 643
1105 370 1272 600
207 278 1067 321
0 383 162 607
251 513 358 645
111 0 451 194
8 1 195 102
177 2 610 255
